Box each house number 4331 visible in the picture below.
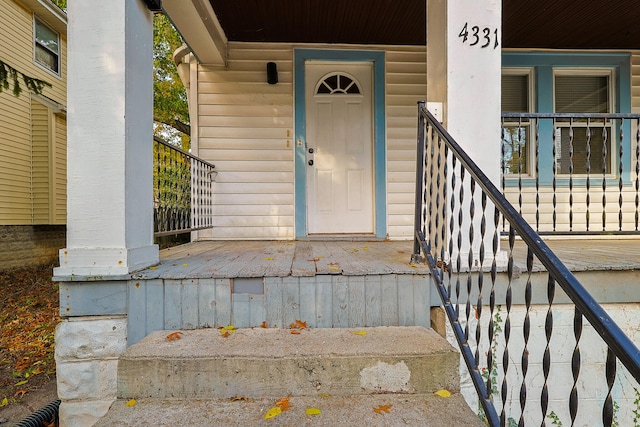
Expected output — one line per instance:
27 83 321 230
458 23 499 49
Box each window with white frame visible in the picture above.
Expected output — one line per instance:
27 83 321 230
34 18 60 74
554 70 613 175
501 69 534 175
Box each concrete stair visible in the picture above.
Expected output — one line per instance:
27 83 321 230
97 326 484 426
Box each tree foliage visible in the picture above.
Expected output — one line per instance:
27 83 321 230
154 14 190 147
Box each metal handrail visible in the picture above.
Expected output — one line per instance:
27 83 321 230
500 112 640 234
153 136 216 236
414 101 640 426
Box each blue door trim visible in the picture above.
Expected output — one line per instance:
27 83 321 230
294 49 386 238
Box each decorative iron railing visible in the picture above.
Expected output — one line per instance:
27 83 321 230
413 102 640 426
153 136 216 236
501 113 640 234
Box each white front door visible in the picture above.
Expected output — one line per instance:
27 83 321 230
305 62 374 234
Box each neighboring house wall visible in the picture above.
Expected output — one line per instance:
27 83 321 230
194 42 426 240
0 0 67 268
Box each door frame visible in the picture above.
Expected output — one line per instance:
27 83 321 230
294 48 386 238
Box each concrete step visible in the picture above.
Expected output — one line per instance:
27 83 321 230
117 326 460 399
96 393 485 426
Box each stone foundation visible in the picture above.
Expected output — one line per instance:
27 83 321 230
55 316 127 427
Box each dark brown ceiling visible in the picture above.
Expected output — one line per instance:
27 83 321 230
209 0 640 49
209 0 425 45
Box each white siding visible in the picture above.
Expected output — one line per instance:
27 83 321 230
195 42 426 240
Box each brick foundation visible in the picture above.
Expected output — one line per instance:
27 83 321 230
0 225 66 270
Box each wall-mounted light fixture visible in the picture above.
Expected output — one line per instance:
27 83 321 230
267 62 278 85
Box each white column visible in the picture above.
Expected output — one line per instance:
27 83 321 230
55 0 158 276
427 0 503 266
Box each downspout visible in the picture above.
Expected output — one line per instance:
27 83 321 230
173 44 192 110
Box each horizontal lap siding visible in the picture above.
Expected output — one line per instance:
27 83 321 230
385 47 426 239
196 43 425 240
0 1 33 223
0 0 67 225
196 43 295 240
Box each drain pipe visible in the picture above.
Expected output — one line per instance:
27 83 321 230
14 399 60 427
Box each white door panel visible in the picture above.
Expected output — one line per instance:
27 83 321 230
306 62 374 234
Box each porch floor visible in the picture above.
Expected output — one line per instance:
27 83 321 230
135 240 428 279
133 238 640 280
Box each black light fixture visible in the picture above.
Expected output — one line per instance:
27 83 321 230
142 0 162 12
267 62 278 85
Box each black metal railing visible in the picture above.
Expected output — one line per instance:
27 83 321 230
154 136 216 236
413 102 640 426
501 113 640 234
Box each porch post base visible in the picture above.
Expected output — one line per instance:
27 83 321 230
55 245 159 277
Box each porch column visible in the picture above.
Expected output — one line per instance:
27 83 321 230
54 1 156 426
426 0 503 264
55 0 158 277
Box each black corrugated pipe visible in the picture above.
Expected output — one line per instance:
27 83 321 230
14 399 60 427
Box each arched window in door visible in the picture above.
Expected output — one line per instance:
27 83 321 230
316 73 361 95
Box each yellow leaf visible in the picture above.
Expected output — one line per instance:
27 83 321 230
353 331 367 335
306 407 322 415
182 263 188 267
149 266 158 270
434 389 451 398
125 399 137 407
14 380 28 386
221 325 236 333
330 266 340 271
362 247 369 251
0 397 8 407
264 257 274 261
373 404 392 414
264 406 282 419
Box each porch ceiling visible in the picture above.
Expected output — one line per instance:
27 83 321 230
205 0 639 49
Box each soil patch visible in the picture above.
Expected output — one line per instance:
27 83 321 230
0 264 59 425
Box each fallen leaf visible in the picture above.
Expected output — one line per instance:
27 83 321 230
275 396 291 411
264 257 274 261
353 331 367 335
307 258 320 262
14 380 27 386
291 330 301 335
149 266 158 270
221 331 230 338
125 399 137 407
295 320 307 329
182 263 188 267
374 404 392 415
221 325 236 333
264 406 282 420
166 331 183 341
230 396 248 402
362 247 368 251
352 249 359 253
330 266 340 271
260 321 268 328
14 389 26 398
434 389 452 398
329 262 339 266
0 397 7 407
318 393 331 398
306 407 322 415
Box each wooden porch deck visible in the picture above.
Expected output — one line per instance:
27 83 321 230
133 238 640 280
135 240 428 279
